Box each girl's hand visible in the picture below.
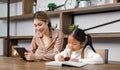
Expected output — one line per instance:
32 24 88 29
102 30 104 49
58 54 64 61
69 58 79 62
25 51 35 61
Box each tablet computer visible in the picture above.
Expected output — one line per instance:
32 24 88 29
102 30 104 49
14 47 27 60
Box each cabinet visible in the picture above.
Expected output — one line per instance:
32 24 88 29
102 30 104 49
0 0 120 56
22 0 35 15
0 0 21 3
0 0 35 17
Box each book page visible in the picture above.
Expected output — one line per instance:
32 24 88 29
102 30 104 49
45 61 62 66
62 61 87 67
45 61 87 67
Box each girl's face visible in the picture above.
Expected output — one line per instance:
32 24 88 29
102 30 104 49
68 35 84 51
33 19 49 34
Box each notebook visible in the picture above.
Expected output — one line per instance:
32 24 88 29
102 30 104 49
45 61 87 67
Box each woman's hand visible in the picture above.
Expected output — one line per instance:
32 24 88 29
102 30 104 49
58 54 64 61
13 50 20 57
25 51 35 61
69 58 79 62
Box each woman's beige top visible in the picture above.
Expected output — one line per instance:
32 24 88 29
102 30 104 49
28 30 64 61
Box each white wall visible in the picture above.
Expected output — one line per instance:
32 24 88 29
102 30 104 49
0 2 7 17
50 17 60 30
0 39 3 55
0 20 16 36
0 0 120 61
74 11 120 33
16 20 35 36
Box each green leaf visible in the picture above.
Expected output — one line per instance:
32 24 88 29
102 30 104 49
68 24 79 31
48 3 57 8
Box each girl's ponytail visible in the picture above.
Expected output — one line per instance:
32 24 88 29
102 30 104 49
85 34 96 52
81 34 96 58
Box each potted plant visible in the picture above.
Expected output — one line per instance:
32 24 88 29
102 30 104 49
47 3 57 11
68 24 79 31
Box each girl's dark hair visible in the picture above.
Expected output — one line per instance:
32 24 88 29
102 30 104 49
70 28 86 43
70 28 96 58
33 11 52 30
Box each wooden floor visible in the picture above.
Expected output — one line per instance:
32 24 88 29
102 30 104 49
0 57 120 70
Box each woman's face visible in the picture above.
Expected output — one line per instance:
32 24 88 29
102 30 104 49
68 35 83 51
33 19 48 34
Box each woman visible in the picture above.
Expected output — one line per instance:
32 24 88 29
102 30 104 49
14 11 64 61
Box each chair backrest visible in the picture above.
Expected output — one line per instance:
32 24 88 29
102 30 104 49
96 49 109 64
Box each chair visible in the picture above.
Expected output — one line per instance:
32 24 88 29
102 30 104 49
96 49 109 64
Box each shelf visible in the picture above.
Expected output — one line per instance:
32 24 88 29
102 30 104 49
64 33 120 38
0 0 21 3
0 12 61 20
0 14 33 20
3 36 33 39
1 3 120 20
0 0 35 20
90 33 120 38
63 33 120 38
1 33 120 40
47 11 61 17
62 3 120 15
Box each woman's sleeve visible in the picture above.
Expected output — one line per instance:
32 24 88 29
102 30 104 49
79 48 104 64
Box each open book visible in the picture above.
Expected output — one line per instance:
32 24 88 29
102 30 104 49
45 61 87 67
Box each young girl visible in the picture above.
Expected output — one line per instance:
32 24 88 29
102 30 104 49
54 28 104 64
